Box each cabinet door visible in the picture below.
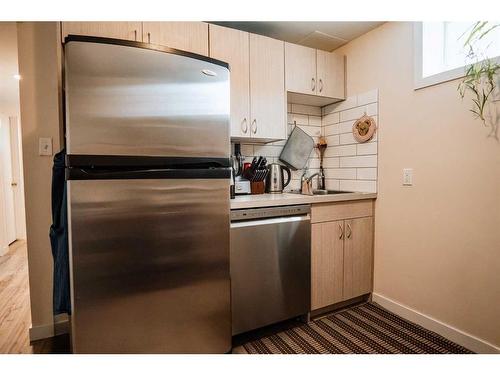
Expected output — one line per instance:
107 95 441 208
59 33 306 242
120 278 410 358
285 42 317 95
209 24 250 139
316 50 345 99
143 22 209 56
62 22 142 42
311 221 344 310
249 34 286 140
343 217 373 300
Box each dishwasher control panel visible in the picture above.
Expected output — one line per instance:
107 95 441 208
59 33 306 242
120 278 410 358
230 204 310 222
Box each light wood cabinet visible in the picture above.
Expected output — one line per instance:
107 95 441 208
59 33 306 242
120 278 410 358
317 50 345 99
285 43 317 96
142 22 209 56
311 201 374 311
249 33 287 141
62 22 142 42
343 217 374 300
285 43 345 106
209 24 251 138
311 221 344 310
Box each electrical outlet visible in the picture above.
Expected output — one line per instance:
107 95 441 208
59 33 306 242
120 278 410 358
403 168 413 186
39 137 53 156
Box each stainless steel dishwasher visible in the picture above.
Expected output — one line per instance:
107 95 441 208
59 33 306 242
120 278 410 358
230 205 311 335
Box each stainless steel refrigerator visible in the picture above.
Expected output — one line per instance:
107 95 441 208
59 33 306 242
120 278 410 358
64 36 231 353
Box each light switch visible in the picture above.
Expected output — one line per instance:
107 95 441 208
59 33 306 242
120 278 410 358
403 168 413 186
39 137 53 156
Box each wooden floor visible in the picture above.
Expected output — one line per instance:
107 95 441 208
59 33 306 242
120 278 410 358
0 240 71 354
0 240 34 353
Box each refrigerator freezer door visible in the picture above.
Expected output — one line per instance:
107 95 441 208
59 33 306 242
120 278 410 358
65 39 230 158
67 178 231 353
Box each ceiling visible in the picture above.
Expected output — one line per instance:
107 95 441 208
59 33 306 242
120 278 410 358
0 22 20 115
210 22 384 51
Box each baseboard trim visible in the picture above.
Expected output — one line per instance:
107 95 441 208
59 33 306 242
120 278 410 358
372 293 500 354
29 315 70 342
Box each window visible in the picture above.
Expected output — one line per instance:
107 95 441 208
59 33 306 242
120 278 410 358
414 22 500 89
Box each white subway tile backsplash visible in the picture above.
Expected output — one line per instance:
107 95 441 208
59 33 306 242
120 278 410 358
253 145 283 158
325 124 341 136
339 155 377 168
325 179 340 190
322 112 340 125
323 95 358 114
308 116 322 127
339 132 356 145
339 120 355 134
357 168 377 180
339 106 367 122
325 135 340 146
366 102 378 116
288 114 309 125
340 180 377 193
298 125 321 137
325 168 357 179
322 157 340 168
236 90 379 194
356 142 378 155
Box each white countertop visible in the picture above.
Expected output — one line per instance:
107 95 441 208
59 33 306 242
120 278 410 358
230 192 377 210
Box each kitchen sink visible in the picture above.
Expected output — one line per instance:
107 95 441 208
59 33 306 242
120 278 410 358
312 189 352 195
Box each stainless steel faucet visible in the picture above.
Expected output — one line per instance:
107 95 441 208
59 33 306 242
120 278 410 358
301 168 319 195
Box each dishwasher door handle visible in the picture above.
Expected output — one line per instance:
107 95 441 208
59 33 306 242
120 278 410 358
230 215 310 228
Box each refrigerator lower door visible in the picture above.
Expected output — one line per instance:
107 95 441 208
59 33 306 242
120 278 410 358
67 178 230 353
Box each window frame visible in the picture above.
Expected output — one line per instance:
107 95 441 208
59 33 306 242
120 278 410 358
413 22 470 90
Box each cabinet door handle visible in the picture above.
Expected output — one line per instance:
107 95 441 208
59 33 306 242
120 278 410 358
347 223 352 239
251 119 257 134
134 30 137 41
147 32 151 44
311 78 316 92
319 79 323 93
339 223 343 239
241 118 248 134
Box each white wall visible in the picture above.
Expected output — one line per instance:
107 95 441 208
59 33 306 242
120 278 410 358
337 22 500 348
17 22 63 337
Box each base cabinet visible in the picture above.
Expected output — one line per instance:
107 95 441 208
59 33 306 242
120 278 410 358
311 201 374 311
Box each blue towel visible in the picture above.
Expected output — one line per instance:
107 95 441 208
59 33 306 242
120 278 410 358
49 149 71 314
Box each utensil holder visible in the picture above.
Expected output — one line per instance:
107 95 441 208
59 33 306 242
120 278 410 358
250 181 265 195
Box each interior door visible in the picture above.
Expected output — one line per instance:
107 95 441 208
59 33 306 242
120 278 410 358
285 42 317 95
9 117 26 240
343 217 373 300
0 116 16 245
68 175 231 353
311 221 344 310
209 24 251 139
316 50 345 99
249 34 286 140
62 22 142 42
142 22 209 56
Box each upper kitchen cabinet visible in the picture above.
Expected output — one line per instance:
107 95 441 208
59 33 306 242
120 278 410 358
209 24 251 139
286 43 345 106
142 22 209 56
317 50 345 100
61 22 142 42
285 43 317 96
249 34 287 141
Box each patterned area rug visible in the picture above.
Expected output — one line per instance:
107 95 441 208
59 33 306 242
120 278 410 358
243 302 473 354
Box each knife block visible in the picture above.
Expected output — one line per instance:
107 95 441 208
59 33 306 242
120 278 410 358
250 181 265 195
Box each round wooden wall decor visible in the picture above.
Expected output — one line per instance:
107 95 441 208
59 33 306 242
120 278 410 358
352 115 377 143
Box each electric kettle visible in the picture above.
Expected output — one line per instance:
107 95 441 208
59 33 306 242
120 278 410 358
265 163 291 193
